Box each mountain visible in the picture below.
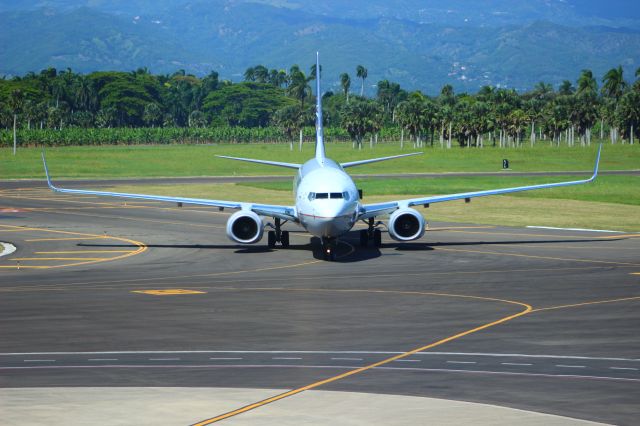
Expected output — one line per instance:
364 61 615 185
1 1 639 94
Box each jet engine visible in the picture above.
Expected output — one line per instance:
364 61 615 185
388 208 426 241
226 211 264 244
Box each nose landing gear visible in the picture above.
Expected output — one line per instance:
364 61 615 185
321 237 336 261
267 218 290 248
359 218 383 248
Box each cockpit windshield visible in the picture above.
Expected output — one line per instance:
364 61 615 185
308 192 350 201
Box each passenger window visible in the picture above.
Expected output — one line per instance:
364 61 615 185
315 193 328 199
330 193 343 199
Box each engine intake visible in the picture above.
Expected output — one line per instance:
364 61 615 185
388 208 425 241
226 211 264 244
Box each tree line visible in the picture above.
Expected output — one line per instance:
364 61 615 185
1 64 639 149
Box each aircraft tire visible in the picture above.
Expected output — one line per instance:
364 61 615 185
267 230 276 248
281 231 290 248
373 229 382 247
359 230 369 247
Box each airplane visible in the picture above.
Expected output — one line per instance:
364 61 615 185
42 53 602 261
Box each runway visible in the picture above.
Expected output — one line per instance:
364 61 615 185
0 182 639 425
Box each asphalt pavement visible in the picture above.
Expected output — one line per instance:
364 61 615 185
0 181 638 425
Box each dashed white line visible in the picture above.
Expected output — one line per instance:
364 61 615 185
209 357 243 361
148 358 181 361
23 359 55 362
394 359 421 362
272 357 302 360
331 357 363 361
501 362 533 366
610 367 638 371
446 361 477 364
88 358 118 361
556 364 586 368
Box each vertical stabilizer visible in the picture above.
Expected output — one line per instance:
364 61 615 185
315 52 326 164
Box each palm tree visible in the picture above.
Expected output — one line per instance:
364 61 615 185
340 73 351 102
616 91 640 144
602 66 627 100
309 64 322 80
243 67 256 82
253 65 269 83
356 65 368 97
143 103 163 127
558 80 575 96
577 69 597 96
9 89 23 155
601 66 627 144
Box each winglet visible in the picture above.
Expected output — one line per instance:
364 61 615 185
315 51 326 164
41 149 56 190
590 144 602 181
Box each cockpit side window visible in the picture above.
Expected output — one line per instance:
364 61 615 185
308 192 316 201
342 191 350 201
330 192 343 199
315 193 329 199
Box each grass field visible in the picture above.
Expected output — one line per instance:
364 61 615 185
1 142 638 179
2 143 637 231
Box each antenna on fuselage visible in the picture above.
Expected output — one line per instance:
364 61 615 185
315 51 326 164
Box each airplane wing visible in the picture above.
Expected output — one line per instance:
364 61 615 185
42 152 297 222
358 145 602 220
216 155 301 169
340 152 422 168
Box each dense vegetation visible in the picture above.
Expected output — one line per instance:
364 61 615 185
1 64 639 149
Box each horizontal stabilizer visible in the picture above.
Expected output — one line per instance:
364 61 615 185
341 152 422 168
216 155 301 169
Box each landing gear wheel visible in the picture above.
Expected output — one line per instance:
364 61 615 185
267 230 276 248
281 231 290 248
373 228 382 247
359 229 369 247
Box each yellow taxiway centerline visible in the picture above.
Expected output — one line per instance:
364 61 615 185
191 294 532 425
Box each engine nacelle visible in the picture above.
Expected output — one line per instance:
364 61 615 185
226 211 264 244
388 208 426 241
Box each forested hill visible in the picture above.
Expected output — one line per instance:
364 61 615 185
1 1 640 94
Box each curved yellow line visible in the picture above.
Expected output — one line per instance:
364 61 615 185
191 291 532 425
0 225 147 270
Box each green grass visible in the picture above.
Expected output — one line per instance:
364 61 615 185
1 142 638 179
241 175 640 206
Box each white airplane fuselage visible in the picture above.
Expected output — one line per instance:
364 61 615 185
295 158 359 238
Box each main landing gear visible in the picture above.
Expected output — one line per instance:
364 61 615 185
359 218 382 248
267 218 290 249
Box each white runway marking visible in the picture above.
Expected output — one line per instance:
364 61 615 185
209 357 243 361
2 364 639 383
2 351 638 362
556 365 586 368
331 357 363 361
23 359 55 362
526 226 622 233
88 358 118 361
610 367 638 371
272 357 302 360
447 361 477 364
501 362 533 366
148 358 181 361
